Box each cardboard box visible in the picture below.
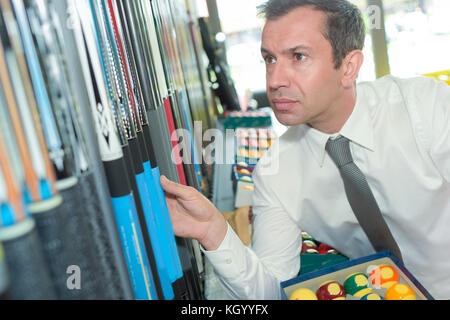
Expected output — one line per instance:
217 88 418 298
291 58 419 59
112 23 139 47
281 251 434 300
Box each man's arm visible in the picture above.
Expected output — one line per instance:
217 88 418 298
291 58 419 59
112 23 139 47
429 81 450 182
160 171 302 299
393 76 450 182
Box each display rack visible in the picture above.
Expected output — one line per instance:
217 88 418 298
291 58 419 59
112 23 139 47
0 0 220 300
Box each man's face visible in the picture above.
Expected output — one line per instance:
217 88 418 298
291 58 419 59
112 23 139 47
261 7 344 128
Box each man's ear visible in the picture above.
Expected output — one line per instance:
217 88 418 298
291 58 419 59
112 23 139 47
340 50 364 88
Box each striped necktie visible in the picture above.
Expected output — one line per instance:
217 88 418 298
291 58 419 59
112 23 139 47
325 136 403 262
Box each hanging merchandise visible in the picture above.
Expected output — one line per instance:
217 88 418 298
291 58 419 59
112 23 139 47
0 0 215 300
198 17 240 112
105 0 186 299
47 0 133 299
0 3 59 299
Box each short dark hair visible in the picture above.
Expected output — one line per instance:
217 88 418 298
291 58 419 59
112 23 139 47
258 0 366 69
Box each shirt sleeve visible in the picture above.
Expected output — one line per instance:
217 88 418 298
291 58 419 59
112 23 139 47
395 76 450 182
429 81 450 182
201 163 302 300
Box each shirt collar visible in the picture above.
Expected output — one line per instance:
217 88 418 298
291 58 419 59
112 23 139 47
303 87 375 167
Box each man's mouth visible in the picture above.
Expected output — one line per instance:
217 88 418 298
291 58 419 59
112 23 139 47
272 98 297 111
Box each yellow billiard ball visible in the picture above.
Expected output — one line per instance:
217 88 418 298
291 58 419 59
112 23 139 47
289 288 318 300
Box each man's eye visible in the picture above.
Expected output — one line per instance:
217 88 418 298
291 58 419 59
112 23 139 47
263 56 276 64
293 53 306 61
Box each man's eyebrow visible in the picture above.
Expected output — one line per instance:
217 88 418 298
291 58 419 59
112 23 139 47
260 47 272 55
261 44 312 55
282 44 312 54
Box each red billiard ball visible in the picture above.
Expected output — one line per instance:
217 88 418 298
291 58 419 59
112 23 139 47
318 243 338 255
316 281 346 300
301 240 318 253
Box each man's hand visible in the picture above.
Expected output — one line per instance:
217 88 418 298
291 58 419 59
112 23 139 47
160 175 228 251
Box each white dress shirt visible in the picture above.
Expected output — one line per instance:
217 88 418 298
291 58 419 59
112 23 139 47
203 75 450 300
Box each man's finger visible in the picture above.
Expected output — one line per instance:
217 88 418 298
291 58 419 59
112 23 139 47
160 175 194 200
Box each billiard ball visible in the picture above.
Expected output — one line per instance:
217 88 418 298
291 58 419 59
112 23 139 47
258 139 269 148
257 130 267 139
317 243 339 255
317 243 332 254
237 148 248 157
238 138 248 147
316 280 346 300
368 264 399 289
343 272 372 298
248 138 258 148
239 176 253 183
237 130 249 138
301 231 313 241
289 288 318 300
301 240 318 253
360 293 383 300
384 283 416 300
237 168 251 175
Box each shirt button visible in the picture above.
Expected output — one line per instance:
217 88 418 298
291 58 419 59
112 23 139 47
225 258 232 264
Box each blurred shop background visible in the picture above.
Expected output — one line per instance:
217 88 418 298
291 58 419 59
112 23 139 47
197 0 450 109
196 0 449 299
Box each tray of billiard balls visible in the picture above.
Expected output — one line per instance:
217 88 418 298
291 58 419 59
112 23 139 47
281 251 434 300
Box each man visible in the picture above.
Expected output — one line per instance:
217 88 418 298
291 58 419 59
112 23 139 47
161 0 450 299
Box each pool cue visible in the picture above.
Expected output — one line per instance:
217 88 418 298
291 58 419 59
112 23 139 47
47 0 133 300
88 0 166 300
94 0 175 300
108 0 183 281
135 0 202 299
171 0 211 129
118 0 192 299
0 120 56 299
1 3 76 299
116 0 180 184
105 0 187 299
151 0 204 299
151 0 202 192
184 1 217 195
143 0 203 193
9 0 104 299
74 0 157 300
132 0 190 188
144 0 194 188
68 1 135 299
115 0 197 300
166 0 205 191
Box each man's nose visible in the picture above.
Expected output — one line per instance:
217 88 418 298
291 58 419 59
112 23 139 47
267 60 290 91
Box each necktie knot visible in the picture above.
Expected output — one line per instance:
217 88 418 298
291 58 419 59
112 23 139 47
325 136 353 168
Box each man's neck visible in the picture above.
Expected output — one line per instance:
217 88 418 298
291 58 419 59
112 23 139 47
307 86 357 135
